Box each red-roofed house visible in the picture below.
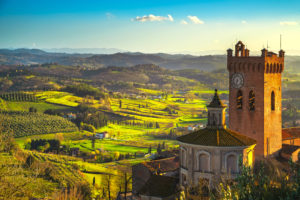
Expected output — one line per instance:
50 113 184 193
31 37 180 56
282 127 300 146
132 156 179 198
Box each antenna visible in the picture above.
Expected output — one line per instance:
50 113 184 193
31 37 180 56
267 41 269 50
280 34 282 50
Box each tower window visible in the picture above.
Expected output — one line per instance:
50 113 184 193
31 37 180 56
237 90 243 110
271 91 275 111
249 90 255 111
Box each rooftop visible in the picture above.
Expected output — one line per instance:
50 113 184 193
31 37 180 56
281 144 300 155
138 175 179 198
140 156 179 173
282 127 300 140
207 89 226 108
177 128 256 147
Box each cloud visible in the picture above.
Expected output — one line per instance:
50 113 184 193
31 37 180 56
187 16 204 24
106 12 114 19
280 21 298 26
241 20 247 24
134 14 174 22
180 20 188 25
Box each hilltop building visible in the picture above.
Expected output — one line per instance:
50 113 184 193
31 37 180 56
177 41 300 188
227 41 285 157
177 89 256 186
132 41 300 199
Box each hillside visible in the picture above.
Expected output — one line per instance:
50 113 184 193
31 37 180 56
2 49 300 72
0 49 226 71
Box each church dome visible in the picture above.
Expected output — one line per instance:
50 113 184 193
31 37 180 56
177 128 256 147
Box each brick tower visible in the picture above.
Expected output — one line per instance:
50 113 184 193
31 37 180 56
227 41 284 157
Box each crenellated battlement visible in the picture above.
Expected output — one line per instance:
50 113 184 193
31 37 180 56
227 41 284 74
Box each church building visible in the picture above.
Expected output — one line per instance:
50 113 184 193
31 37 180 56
177 40 300 187
177 89 256 186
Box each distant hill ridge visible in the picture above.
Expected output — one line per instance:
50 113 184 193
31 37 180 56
1 48 300 72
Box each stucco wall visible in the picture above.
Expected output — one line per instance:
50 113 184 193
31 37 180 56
179 142 255 186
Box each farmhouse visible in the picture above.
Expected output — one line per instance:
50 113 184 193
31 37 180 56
95 131 109 139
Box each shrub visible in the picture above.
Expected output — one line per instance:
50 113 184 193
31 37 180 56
64 83 105 99
80 123 95 133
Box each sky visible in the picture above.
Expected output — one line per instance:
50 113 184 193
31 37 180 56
1 0 300 55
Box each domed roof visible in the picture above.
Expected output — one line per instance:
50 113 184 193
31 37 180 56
177 128 256 147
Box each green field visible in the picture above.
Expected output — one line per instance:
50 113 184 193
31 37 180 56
5 101 70 112
5 88 221 199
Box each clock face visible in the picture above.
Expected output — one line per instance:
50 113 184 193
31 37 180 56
231 73 244 89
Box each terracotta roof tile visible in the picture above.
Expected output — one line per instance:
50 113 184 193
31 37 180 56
141 157 179 173
282 127 300 140
177 128 256 147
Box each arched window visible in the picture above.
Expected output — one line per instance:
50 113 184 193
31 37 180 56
271 91 275 111
199 153 209 172
237 90 243 109
249 90 255 111
247 63 251 72
226 154 237 173
270 64 273 73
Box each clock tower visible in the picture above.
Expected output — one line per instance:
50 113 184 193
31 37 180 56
227 41 284 157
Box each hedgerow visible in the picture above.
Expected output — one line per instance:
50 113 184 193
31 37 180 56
0 92 38 102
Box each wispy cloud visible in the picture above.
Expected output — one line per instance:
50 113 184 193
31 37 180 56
280 21 298 26
133 14 174 22
180 20 188 25
241 20 247 24
187 16 204 24
106 12 114 19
